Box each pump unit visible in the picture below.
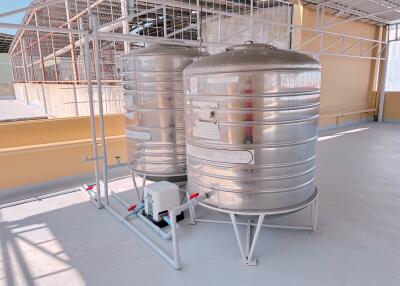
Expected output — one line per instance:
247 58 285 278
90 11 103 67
143 181 183 227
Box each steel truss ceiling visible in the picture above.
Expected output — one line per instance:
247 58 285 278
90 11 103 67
302 0 400 26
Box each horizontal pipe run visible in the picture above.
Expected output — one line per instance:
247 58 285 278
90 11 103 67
110 191 173 240
194 218 314 231
320 108 376 119
0 22 88 35
0 187 81 209
84 190 179 269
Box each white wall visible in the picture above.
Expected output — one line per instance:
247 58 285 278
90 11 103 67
14 83 123 118
202 6 292 54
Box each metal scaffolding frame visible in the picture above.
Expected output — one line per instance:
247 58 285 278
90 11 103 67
5 0 397 87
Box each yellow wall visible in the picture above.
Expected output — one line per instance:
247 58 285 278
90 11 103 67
383 92 400 121
295 6 380 127
0 115 127 190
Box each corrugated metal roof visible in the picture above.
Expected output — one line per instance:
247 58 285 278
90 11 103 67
0 33 13 53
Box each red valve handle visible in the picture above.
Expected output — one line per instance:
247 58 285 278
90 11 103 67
85 185 95 191
189 193 200 200
128 204 137 212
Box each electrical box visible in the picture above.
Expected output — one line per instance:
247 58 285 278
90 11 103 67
143 181 182 226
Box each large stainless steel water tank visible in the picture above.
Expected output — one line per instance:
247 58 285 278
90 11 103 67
120 45 203 181
184 43 321 212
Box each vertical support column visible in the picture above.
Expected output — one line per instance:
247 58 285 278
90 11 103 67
20 39 30 105
372 26 383 113
83 35 102 209
121 0 130 53
378 38 390 122
163 5 167 38
65 0 80 117
91 13 110 205
47 7 60 82
34 10 48 114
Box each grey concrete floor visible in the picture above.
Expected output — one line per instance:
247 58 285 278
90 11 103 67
0 99 47 122
1 122 400 286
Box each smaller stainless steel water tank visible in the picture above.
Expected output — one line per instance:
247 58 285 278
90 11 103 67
119 45 203 181
184 43 321 212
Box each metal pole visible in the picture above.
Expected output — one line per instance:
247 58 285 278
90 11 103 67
34 10 48 114
247 214 265 262
120 0 130 52
229 213 246 260
20 39 30 105
65 0 80 117
91 14 110 205
378 38 390 122
83 36 102 209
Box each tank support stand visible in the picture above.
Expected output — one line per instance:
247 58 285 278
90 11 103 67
192 188 319 266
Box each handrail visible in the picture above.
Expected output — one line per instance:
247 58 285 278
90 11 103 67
0 135 126 155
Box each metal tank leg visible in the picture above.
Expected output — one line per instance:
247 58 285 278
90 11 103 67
311 193 319 233
186 191 197 225
229 213 265 266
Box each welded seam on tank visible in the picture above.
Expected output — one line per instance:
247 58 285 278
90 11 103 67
186 103 320 113
186 102 319 111
187 154 316 169
184 68 322 76
185 90 320 99
207 115 320 125
186 135 318 149
188 165 316 182
189 178 316 194
126 126 186 131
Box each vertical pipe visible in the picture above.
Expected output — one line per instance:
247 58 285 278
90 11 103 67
47 6 60 82
378 39 390 122
170 210 181 269
372 26 383 93
121 0 130 53
34 10 48 114
163 5 167 38
83 36 102 209
65 0 80 117
91 13 110 205
20 39 30 105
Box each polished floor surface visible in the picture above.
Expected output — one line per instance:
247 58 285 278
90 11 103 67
1 122 399 286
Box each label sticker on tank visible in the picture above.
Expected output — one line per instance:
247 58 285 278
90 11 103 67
187 144 254 165
206 76 239 84
193 120 220 140
190 77 198 95
126 130 152 140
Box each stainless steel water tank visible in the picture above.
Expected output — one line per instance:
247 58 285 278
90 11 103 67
184 43 321 212
120 45 203 181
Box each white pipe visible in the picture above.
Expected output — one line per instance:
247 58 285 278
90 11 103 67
169 194 208 269
91 14 110 205
110 191 172 240
0 187 80 209
194 218 314 231
83 36 102 209
84 190 179 269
